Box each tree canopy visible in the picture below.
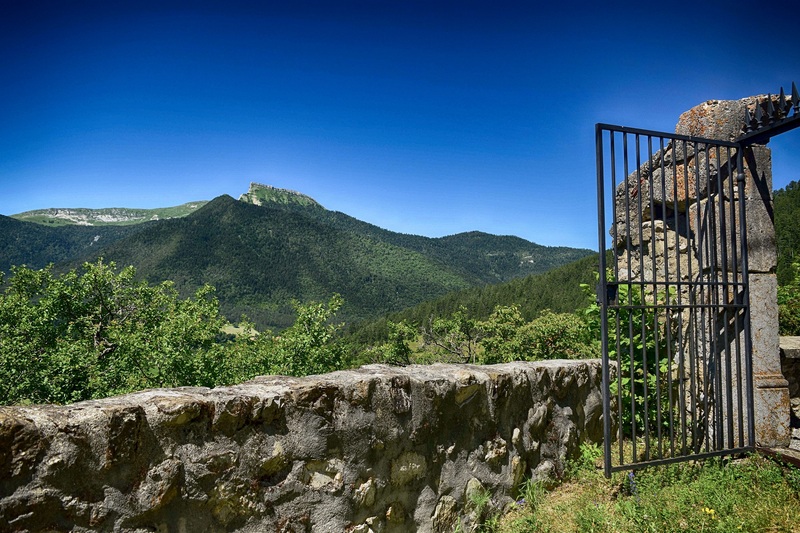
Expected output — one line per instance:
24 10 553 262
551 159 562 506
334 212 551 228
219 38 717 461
0 260 348 405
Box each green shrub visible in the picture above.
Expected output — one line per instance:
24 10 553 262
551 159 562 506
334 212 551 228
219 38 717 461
0 261 348 405
521 310 597 360
584 276 675 438
0 260 230 404
480 305 597 364
778 260 800 335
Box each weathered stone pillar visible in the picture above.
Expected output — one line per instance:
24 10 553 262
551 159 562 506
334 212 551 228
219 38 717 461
676 98 790 447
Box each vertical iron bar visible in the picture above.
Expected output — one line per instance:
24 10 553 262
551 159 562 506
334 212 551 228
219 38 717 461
679 139 690 452
705 144 723 451
686 139 700 454
716 144 735 448
737 147 756 447
596 125 612 478
727 146 745 447
695 141 712 454
610 131 624 468
623 132 637 464
676 139 688 456
647 134 664 459
661 136 676 459
635 133 651 460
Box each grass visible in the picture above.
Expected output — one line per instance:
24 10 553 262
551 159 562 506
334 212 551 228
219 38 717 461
493 443 800 533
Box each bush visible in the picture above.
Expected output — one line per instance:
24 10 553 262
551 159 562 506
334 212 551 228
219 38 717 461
480 306 597 364
584 276 674 438
0 260 229 404
0 261 349 405
778 260 800 336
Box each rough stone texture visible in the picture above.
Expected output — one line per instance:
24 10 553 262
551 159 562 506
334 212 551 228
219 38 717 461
749 273 789 447
675 95 789 142
683 98 788 447
696 99 788 447
740 145 777 274
0 360 604 533
610 94 789 449
674 99 777 273
615 98 777 275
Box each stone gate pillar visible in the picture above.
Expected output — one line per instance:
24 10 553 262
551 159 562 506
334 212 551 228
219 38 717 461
676 97 790 447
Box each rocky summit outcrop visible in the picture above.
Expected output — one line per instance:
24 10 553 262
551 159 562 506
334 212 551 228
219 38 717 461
0 360 603 532
238 182 322 209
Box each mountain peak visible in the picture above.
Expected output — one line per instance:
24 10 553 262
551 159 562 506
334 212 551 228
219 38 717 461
239 183 322 209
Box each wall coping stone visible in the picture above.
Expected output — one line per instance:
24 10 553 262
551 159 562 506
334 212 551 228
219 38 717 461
780 337 800 359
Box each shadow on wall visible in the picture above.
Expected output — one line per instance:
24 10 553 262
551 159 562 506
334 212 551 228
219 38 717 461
0 359 604 532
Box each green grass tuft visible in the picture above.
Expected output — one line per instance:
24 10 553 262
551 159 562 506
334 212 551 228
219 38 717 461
500 452 800 533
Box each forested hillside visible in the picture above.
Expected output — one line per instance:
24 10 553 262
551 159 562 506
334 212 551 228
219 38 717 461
775 180 800 335
3 182 798 405
75 195 479 328
278 205 589 285
235 183 591 285
347 179 800 347
346 253 601 346
2 185 591 330
776 180 800 286
0 215 147 273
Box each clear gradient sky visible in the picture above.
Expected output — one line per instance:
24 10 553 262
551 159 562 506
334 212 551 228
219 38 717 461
1 0 798 250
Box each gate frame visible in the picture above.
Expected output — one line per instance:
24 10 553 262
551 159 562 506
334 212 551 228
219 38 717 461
596 85 799 477
595 124 756 477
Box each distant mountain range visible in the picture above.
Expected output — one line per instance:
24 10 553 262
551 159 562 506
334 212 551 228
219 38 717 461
1 183 594 330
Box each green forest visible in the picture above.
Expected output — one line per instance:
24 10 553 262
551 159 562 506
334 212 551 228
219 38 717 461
776 180 800 335
1 181 799 406
0 257 601 405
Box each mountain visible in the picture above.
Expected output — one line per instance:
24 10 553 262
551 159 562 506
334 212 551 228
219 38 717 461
238 184 587 285
0 215 148 273
73 195 479 327
11 202 208 227
345 252 602 346
2 184 594 330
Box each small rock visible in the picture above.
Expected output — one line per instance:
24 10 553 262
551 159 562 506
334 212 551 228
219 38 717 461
390 451 426 486
354 478 376 507
432 495 458 533
385 502 405 524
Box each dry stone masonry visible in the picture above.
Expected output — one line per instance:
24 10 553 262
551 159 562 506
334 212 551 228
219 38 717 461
675 97 789 447
0 360 603 532
611 95 791 449
780 336 800 449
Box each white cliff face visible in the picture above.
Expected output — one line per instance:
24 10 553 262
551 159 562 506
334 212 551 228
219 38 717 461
0 360 605 532
11 203 207 226
49 208 145 225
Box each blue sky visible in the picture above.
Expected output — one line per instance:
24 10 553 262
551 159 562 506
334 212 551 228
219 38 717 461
1 0 798 250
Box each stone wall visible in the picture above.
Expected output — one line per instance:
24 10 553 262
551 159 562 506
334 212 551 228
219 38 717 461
0 360 603 533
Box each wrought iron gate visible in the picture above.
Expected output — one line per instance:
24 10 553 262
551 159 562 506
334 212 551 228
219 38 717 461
596 84 800 475
595 124 756 475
